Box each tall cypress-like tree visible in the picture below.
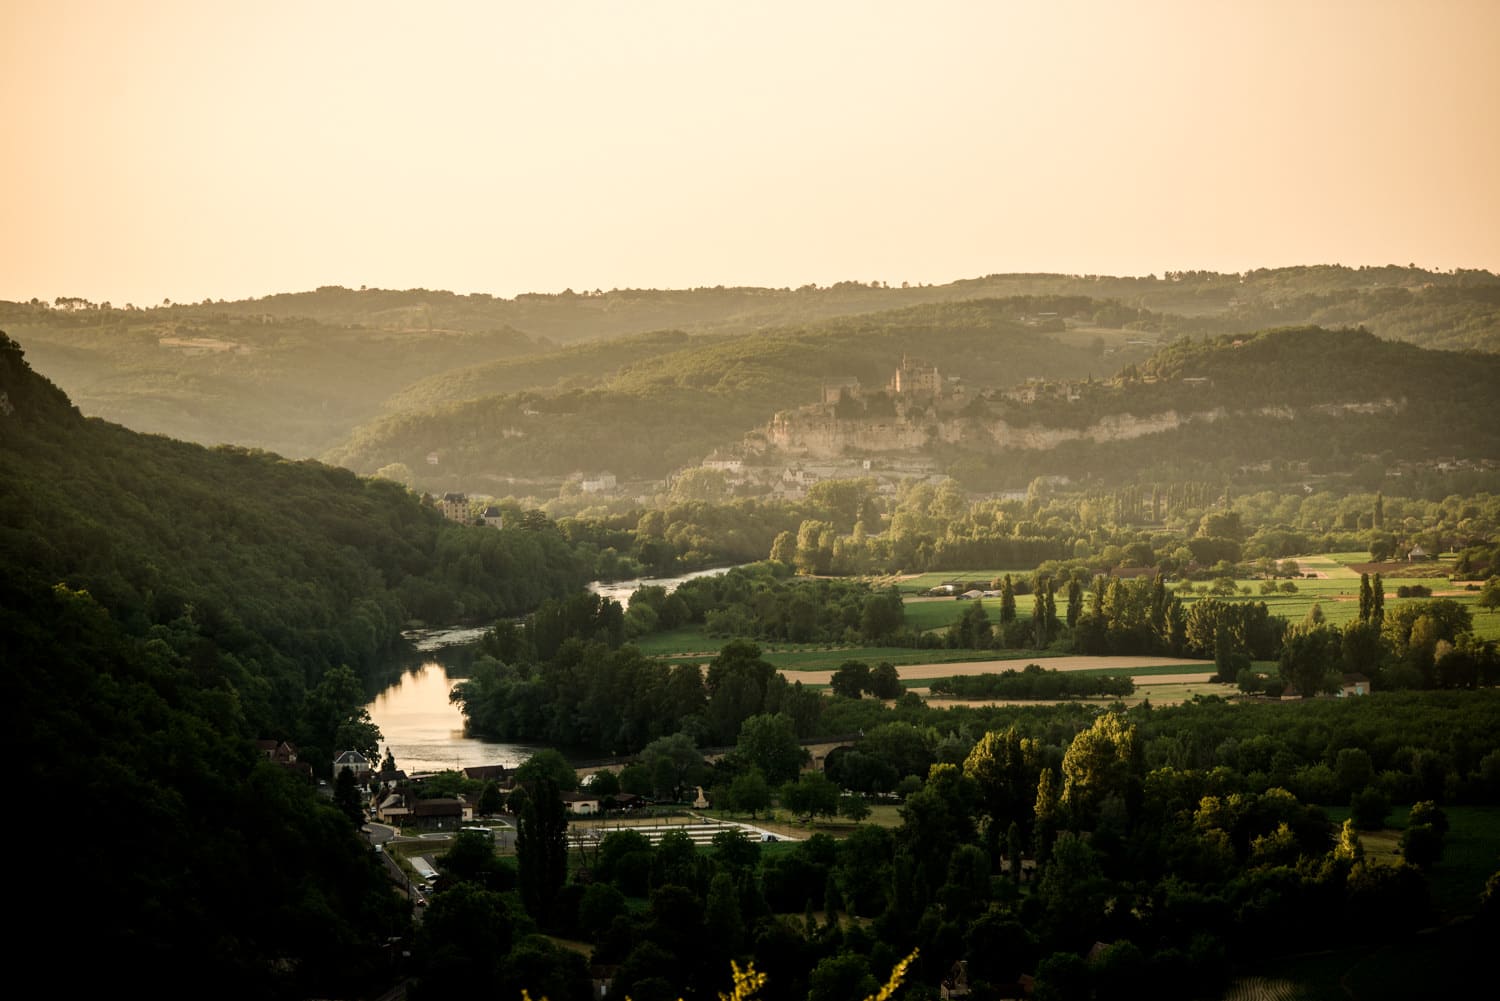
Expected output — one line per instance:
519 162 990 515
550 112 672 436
1372 573 1385 626
1359 573 1373 623
1000 574 1017 623
516 778 568 924
1066 579 1083 628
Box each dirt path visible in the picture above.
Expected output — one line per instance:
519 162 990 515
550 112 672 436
780 654 1213 687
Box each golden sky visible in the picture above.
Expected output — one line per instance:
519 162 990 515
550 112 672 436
3 0 1497 306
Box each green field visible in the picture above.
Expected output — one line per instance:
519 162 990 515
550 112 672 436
628 554 1500 672
899 555 1500 642
629 626 1049 672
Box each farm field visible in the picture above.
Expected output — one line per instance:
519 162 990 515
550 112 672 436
631 626 1053 672
625 551 1499 680
777 653 1214 687
894 553 1500 641
778 654 1224 705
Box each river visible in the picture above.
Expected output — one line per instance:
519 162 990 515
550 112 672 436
366 565 740 772
587 564 739 609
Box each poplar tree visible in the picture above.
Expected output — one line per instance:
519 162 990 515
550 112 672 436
516 778 568 923
1000 574 1017 623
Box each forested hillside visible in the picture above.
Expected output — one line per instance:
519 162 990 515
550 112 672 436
329 321 1500 493
0 329 597 712
0 301 545 456
324 300 1139 487
0 327 609 994
8 266 1497 471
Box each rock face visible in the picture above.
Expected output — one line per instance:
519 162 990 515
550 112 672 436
759 399 1404 460
764 406 1213 458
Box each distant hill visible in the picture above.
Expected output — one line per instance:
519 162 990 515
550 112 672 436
322 299 1142 488
944 326 1500 489
324 304 1500 493
6 265 1497 470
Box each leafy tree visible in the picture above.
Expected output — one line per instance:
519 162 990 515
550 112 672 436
1350 787 1391 831
1278 624 1340 697
1066 578 1082 628
950 598 992 649
618 762 655 797
727 768 773 818
704 871 745 959
594 829 653 891
868 661 904 700
1409 800 1449 836
1060 712 1140 829
499 935 591 1001
585 769 620 797
860 589 905 642
782 772 841 822
897 763 978 890
1334 818 1365 861
769 530 796 566
709 828 760 873
333 767 365 826
305 664 382 768
963 727 1038 839
736 713 809 786
638 733 706 802
830 660 872 699
1478 577 1500 614
515 748 579 792
1400 823 1444 869
806 953 877 1001
441 829 514 891
839 793 871 822
414 882 520 996
1334 747 1374 796
477 781 507 816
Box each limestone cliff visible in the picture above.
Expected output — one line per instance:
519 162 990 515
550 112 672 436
758 398 1404 460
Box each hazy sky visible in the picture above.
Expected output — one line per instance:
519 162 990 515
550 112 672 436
3 0 1497 306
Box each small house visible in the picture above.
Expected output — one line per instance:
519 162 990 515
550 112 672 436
333 750 372 780
561 792 600 816
412 797 467 829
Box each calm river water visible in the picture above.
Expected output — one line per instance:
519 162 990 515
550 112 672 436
365 566 737 773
